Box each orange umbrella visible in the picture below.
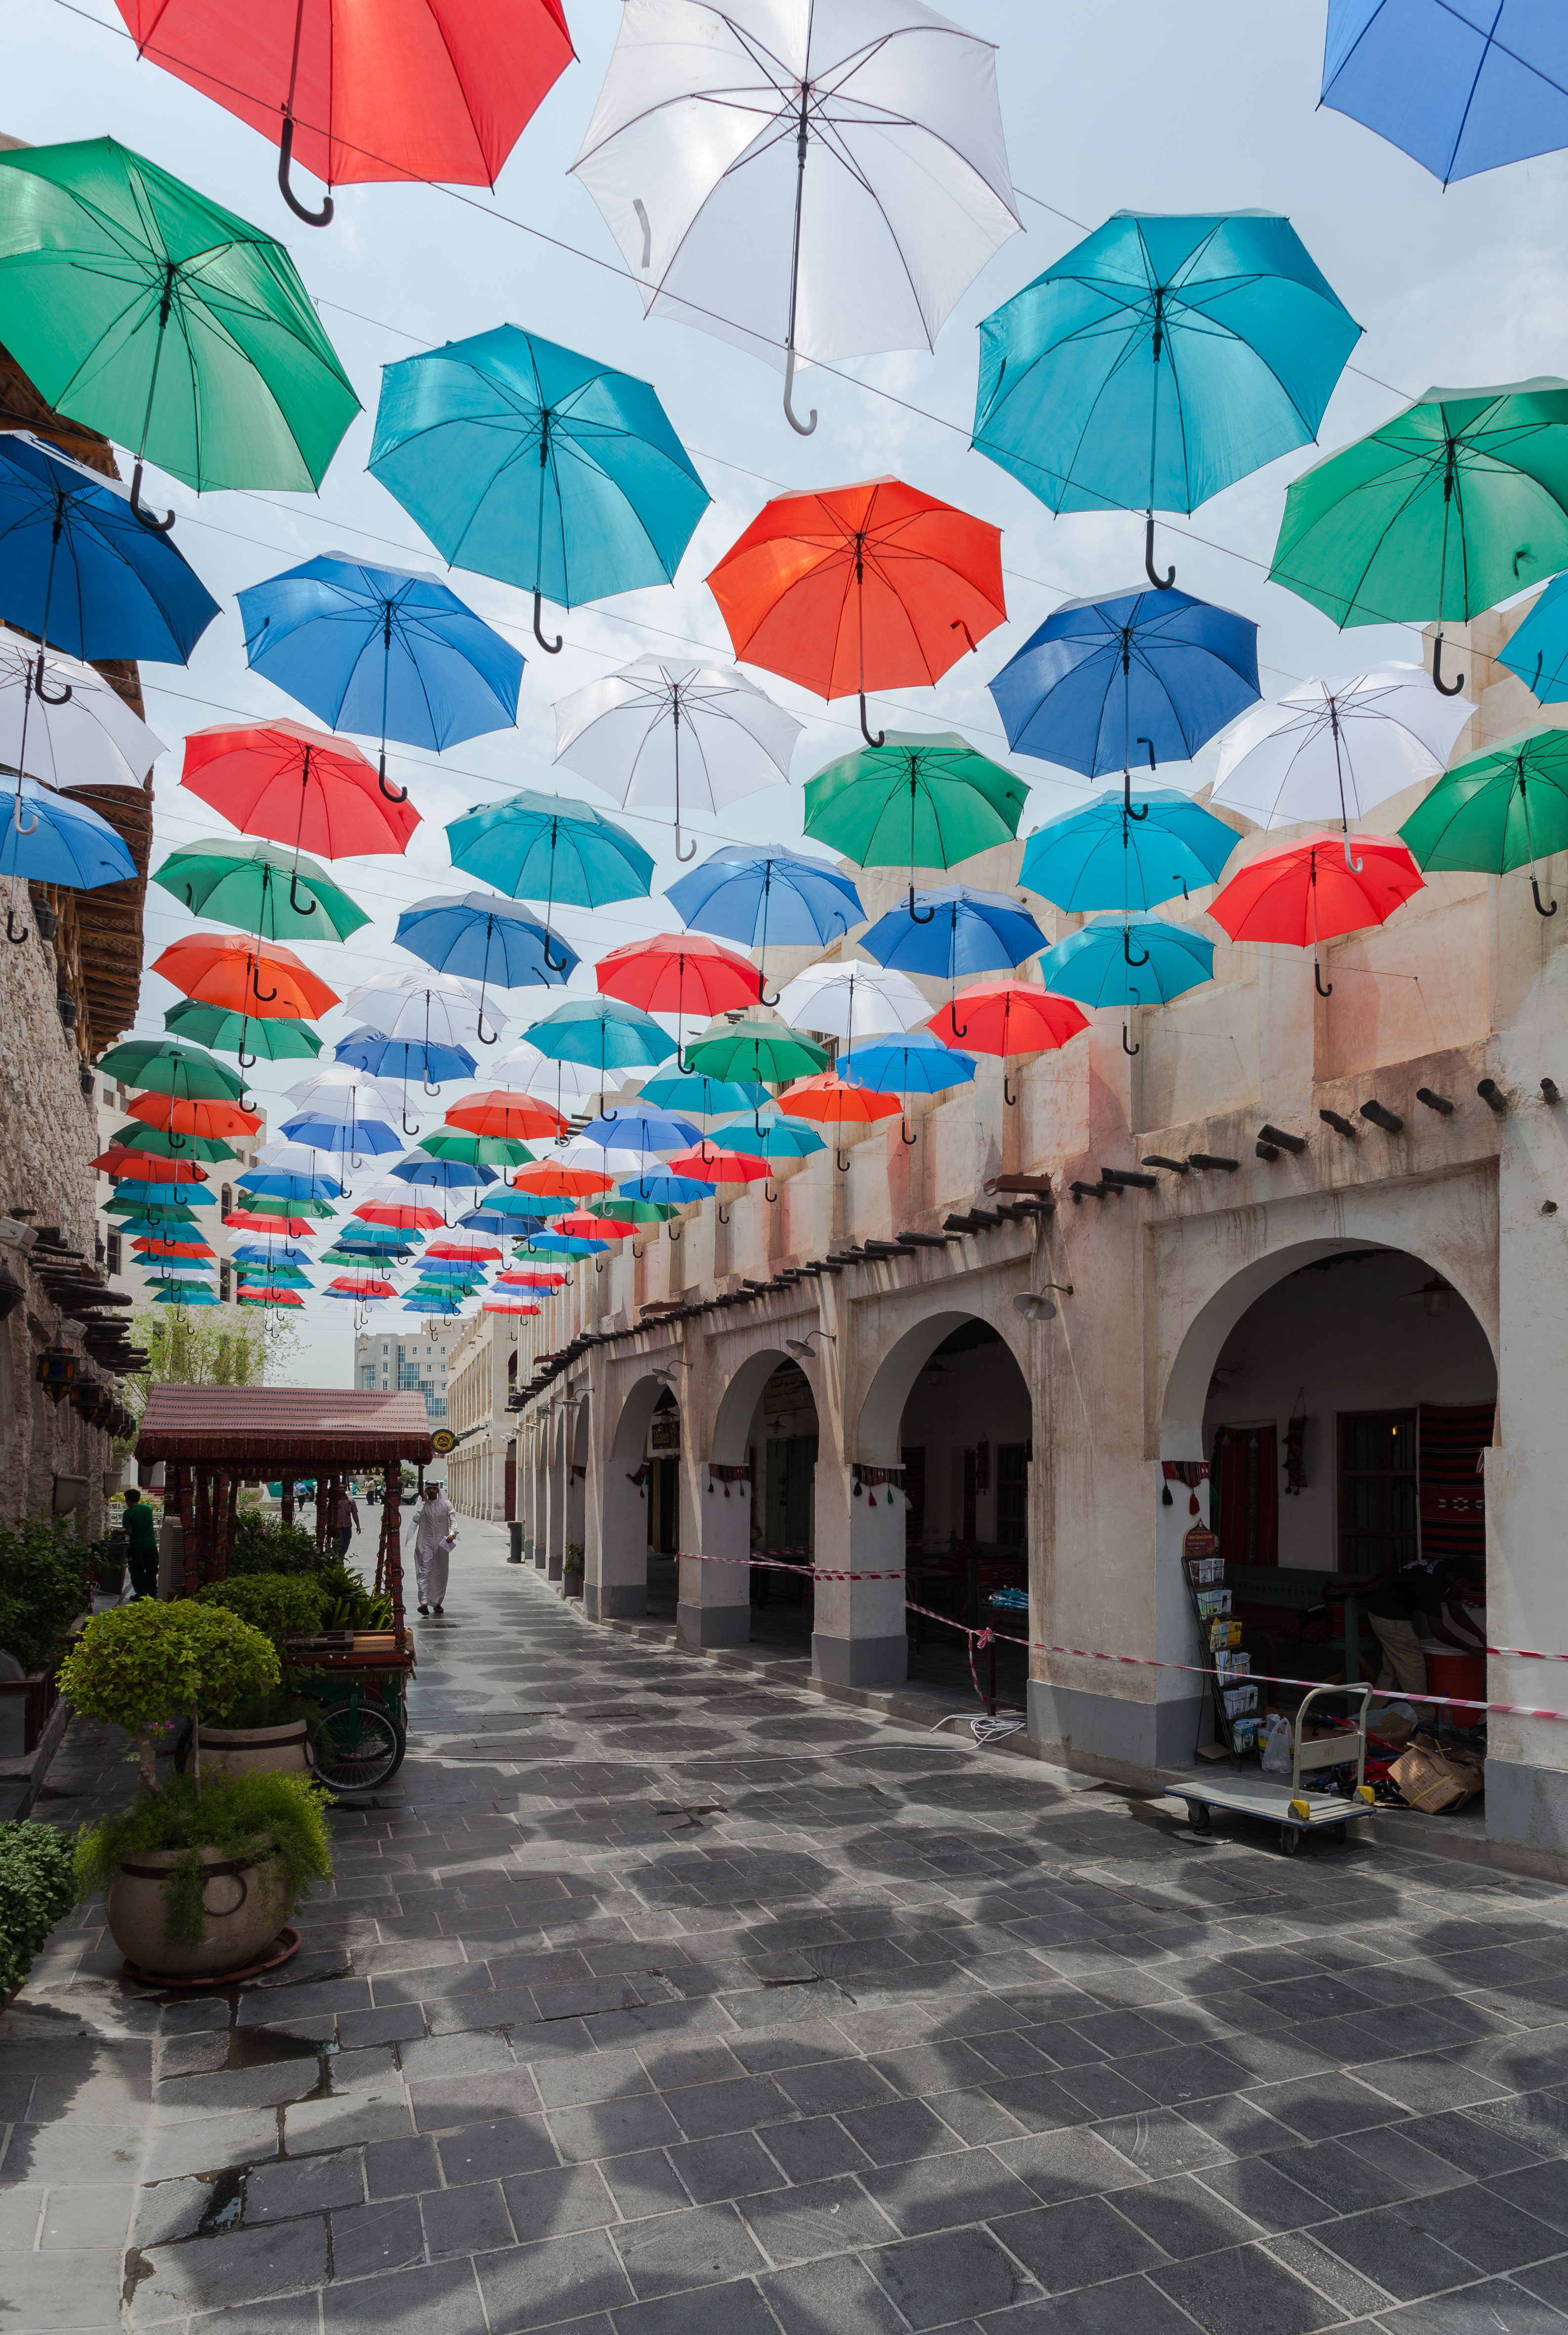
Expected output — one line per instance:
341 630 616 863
924 980 1090 1104
125 1092 264 1140
513 1162 613 1199
776 1071 901 1169
153 934 338 1020
550 1210 636 1240
707 476 1007 746
446 1090 568 1141
1209 833 1424 997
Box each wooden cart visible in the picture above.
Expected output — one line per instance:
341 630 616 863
284 1630 416 1791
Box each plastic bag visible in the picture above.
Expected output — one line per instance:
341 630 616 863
1260 1713 1294 1774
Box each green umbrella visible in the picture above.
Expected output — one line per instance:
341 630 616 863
415 1129 534 1169
152 839 369 943
587 1195 676 1226
109 1122 239 1163
104 1195 203 1223
684 1014 828 1088
804 731 1028 921
236 1191 337 1220
1270 379 1568 695
238 1262 310 1288
1401 724 1568 917
0 138 358 523
96 1035 244 1101
164 999 322 1062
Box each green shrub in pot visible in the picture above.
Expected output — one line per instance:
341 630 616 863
58 1600 278 1794
0 1519 93 1675
198 1573 327 1647
75 1771 333 1961
0 1820 77 1998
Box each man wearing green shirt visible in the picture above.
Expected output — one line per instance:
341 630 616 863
123 1490 160 1601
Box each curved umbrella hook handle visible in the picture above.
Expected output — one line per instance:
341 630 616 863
1532 877 1558 919
1122 924 1150 969
129 460 175 534
377 750 409 807
402 1107 420 1136
237 1043 257 1071
836 1145 851 1174
1126 740 1154 821
716 1200 730 1225
278 112 334 226
764 1179 777 1204
783 346 817 437
667 1219 683 1242
167 1129 186 1153
533 592 563 655
5 908 28 945
907 884 935 926
1342 830 1364 876
758 981 780 1008
674 822 697 864
250 965 279 1004
289 869 318 918
948 1001 968 1040
859 694 886 750
1432 632 1465 697
900 1116 917 1147
33 652 72 709
475 1005 500 1048
1122 1022 1141 1057
1314 959 1333 998
1144 514 1175 591
542 930 571 976
1003 1069 1017 1107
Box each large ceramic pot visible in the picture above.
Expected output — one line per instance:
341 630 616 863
105 1839 290 1977
563 1571 584 1599
187 1720 315 1781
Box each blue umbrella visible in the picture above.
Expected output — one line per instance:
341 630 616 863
152 1286 220 1306
279 1111 403 1158
393 894 580 1022
640 1071 768 1118
665 844 863 1006
334 1027 478 1134
1035 915 1216 1058
841 1030 977 1146
578 1109 701 1155
369 326 711 654
238 1170 345 1202
860 886 1047 985
1020 788 1239 913
390 1156 499 1189
712 1108 825 1162
238 553 524 798
523 996 676 1080
524 1231 608 1258
973 212 1359 588
615 1171 711 1207
1322 3 1568 186
0 776 136 939
1498 573 1568 704
446 791 653 974
0 430 221 666
232 1242 314 1268
990 587 1260 816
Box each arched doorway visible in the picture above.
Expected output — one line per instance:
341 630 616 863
588 1370 680 1620
679 1345 823 1652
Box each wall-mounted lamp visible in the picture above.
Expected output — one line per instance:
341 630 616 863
1400 1275 1452 1319
1013 1284 1073 1323
785 1330 836 1359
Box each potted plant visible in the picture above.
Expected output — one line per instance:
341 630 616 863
0 1820 77 2006
59 1600 333 1979
563 1542 585 1599
0 1519 94 1756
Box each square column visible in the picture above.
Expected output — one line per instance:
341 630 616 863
679 1461 751 1650
544 1416 565 1581
587 1457 648 1618
810 1463 908 1688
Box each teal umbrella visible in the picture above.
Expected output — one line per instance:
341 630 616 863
445 789 653 974
1020 788 1239 912
1035 915 1216 1058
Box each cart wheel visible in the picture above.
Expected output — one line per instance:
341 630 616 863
313 1702 404 1791
1185 1801 1211 1834
1279 1825 1302 1857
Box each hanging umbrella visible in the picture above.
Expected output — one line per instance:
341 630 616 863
774 960 930 1044
126 1092 262 1141
446 1090 569 1142
667 1147 768 1185
712 1108 826 1163
370 325 709 654
240 554 523 797
586 1196 675 1228
1210 833 1423 995
240 1170 346 1205
520 999 677 1090
335 1028 477 1109
107 1124 239 1163
493 1039 609 1114
990 587 1261 810
153 1283 220 1306
424 1234 503 1262
550 1209 639 1242
446 789 652 966
98 1037 244 1101
354 1199 444 1231
860 887 1046 989
99 1153 211 1185
238 1286 305 1308
1269 380 1568 694
613 1171 711 1207
152 839 369 943
0 139 357 522
329 1277 399 1300
1400 724 1568 918
0 625 163 790
708 478 1006 746
484 1297 543 1316
1321 2 1568 185
493 1268 568 1287
1499 574 1568 705
153 934 338 1021
597 934 761 1068
233 1241 313 1270
281 1111 403 1161
682 1015 827 1134
640 1071 768 1120
225 1208 321 1235
839 1030 975 1146
514 1146 617 1198
923 980 1088 1105
1020 789 1239 914
572 1 1017 433
0 777 135 939
1212 664 1476 844
393 894 578 1030
553 660 801 861
134 1238 215 1261
285 1061 404 1114
519 1231 606 1258
804 732 1027 924
165 999 322 1062
1035 916 1217 1056
181 722 420 910
343 971 495 1053
666 843 860 999
577 1109 702 1155
974 209 1359 588
775 1071 901 1171
391 1155 498 1191
416 1129 532 1170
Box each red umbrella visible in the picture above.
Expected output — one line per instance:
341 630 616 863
353 1200 444 1230
225 1209 316 1237
112 0 574 221
238 1285 305 1306
925 981 1090 1104
667 1147 769 1185
597 934 760 1065
181 721 420 888
496 1268 567 1288
132 1238 215 1259
707 476 1006 746
93 1149 211 1182
549 1210 636 1241
424 1237 503 1261
125 1092 264 1140
153 933 339 1020
484 1299 543 1315
446 1091 568 1141
1209 833 1424 996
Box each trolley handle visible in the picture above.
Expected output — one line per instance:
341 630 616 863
1291 1680 1371 1797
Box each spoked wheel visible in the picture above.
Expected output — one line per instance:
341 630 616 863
1185 1801 1212 1834
313 1701 405 1791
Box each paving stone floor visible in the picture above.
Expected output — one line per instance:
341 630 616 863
6 1520 1568 2335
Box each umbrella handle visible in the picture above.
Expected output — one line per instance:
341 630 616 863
764 1180 777 1204
1341 831 1364 876
836 1146 851 1173
1144 515 1175 591
250 965 278 1004
632 1239 647 1258
1125 741 1154 822
1315 959 1333 998
1532 877 1558 919
129 461 175 534
289 869 318 918
901 1116 916 1146
533 593 563 655
1122 925 1149 969
475 1006 500 1047
948 1000 967 1039
1003 1070 1017 1107
237 1043 257 1070
277 111 334 225
1432 632 1465 697
542 931 571 975
675 822 697 863
402 1109 420 1135
907 885 935 925
759 981 780 1007
5 908 28 945
860 695 885 749
376 750 409 806
33 653 71 709
783 347 817 437
668 1219 682 1241
716 1201 730 1225
1122 1023 1140 1057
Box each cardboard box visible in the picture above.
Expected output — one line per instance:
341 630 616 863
1388 1746 1484 1813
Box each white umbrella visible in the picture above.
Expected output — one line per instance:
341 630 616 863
341 970 500 1051
1212 664 1476 850
522 1132 657 1182
553 656 800 861
284 1062 407 1118
572 0 1019 433
774 958 930 1042
0 624 165 790
493 1040 609 1114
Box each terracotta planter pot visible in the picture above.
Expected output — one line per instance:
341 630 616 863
191 1720 315 1782
563 1571 584 1598
105 1840 291 1978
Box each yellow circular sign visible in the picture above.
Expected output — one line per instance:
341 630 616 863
431 1429 456 1454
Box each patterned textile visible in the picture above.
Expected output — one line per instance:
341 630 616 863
1417 1401 1494 1561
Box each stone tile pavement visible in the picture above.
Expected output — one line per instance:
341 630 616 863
6 1519 1568 2335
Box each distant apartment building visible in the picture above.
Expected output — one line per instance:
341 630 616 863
356 1328 454 1421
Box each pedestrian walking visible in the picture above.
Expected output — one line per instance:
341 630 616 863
328 1484 361 1561
122 1488 160 1600
408 1481 458 1615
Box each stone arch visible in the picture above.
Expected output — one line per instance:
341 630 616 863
712 1347 811 1465
611 1371 676 1464
855 1308 1032 1463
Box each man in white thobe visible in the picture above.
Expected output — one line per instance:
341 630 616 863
409 1482 457 1614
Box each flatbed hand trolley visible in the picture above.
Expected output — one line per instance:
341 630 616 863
1178 1683 1378 1854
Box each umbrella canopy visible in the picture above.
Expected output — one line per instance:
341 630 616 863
774 959 930 1044
1034 918 1217 1044
281 1111 403 1159
0 138 357 511
165 999 322 1061
493 1039 609 1109
1499 575 1568 705
335 1027 477 1090
394 893 579 1014
285 1061 404 1113
990 587 1261 803
329 1277 399 1300
1209 832 1423 991
0 430 220 666
550 1209 638 1240
106 1124 239 1162
100 1153 211 1185
425 1235 503 1261
523 1133 651 1186
585 1196 674 1227
708 477 1006 746
181 721 421 881
153 1284 220 1305
153 934 338 1020
370 325 710 651
1212 663 1476 833
225 1208 320 1235
596 936 762 1049
1321 1 1568 185
484 1298 543 1316
233 1241 313 1269
390 1154 497 1190
552 658 801 859
577 1109 702 1155
666 1148 769 1187
0 624 163 790
640 1071 768 1120
98 1037 244 1101
683 1014 827 1090
666 846 861 995
613 1171 712 1207
841 1032 977 1096
521 997 677 1078
1269 379 1568 692
860 885 1046 981
354 1200 444 1230
923 981 1089 1071
415 1129 532 1169
239 554 523 793
804 732 1027 920
152 838 369 943
446 790 652 968
446 1090 568 1142
775 1071 901 1164
1400 724 1568 916
1020 788 1239 914
237 1286 304 1307
572 0 1017 430
712 1109 825 1163
109 0 572 204
126 1092 262 1140
521 1231 606 1258
134 1238 214 1260
514 1159 612 1200
0 778 137 906
342 973 495 1054
974 209 1358 587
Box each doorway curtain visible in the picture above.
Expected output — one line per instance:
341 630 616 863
1212 1423 1279 1567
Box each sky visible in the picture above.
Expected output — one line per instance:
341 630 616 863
8 0 1568 1385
